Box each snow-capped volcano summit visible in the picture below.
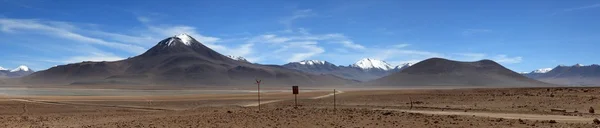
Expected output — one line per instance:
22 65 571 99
0 66 7 71
351 58 393 70
11 65 30 72
140 34 229 62
165 34 195 46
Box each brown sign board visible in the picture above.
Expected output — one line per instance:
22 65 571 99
292 86 299 94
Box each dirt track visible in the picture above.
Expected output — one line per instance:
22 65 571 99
380 108 595 123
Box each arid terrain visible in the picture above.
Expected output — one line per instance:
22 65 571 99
1 87 600 127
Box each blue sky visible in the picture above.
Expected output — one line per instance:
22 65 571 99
0 0 599 72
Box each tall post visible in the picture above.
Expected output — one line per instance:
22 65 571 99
292 86 299 109
256 79 261 112
334 89 336 111
409 96 413 110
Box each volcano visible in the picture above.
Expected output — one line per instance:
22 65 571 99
23 34 356 87
366 58 553 87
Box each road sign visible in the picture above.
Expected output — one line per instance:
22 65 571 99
292 86 299 94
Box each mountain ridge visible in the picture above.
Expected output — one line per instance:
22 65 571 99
366 58 553 87
523 64 600 86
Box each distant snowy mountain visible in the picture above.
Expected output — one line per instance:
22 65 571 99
225 55 249 63
393 63 414 71
0 65 35 78
350 58 393 71
11 65 31 72
283 60 339 73
298 60 327 65
531 68 552 74
523 64 600 86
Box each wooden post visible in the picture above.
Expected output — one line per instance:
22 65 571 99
256 80 261 112
409 96 413 110
334 89 336 111
294 94 297 108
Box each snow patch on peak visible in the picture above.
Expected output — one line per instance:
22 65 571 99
399 63 414 67
298 60 326 65
394 63 414 69
226 55 249 62
574 64 584 67
0 66 7 71
351 58 393 70
11 65 30 72
166 34 194 46
175 34 193 44
531 68 552 73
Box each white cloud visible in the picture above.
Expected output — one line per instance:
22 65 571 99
137 16 151 23
0 18 146 54
146 25 220 44
285 42 325 62
249 34 291 44
492 54 522 64
454 53 522 64
563 3 600 12
392 44 410 48
552 3 600 15
337 40 365 50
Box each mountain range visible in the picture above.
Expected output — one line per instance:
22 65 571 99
6 34 594 88
20 34 355 87
522 64 600 86
0 65 34 78
282 59 412 81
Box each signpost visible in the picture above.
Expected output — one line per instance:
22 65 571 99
255 79 261 112
292 86 299 108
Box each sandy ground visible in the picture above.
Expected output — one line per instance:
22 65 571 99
1 87 600 127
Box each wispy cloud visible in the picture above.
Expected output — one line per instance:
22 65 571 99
492 55 523 64
336 40 365 50
392 44 410 48
280 9 316 30
0 18 146 54
454 53 522 64
563 3 600 12
462 29 491 36
553 3 600 15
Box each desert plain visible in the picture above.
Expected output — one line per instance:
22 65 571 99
1 86 600 128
